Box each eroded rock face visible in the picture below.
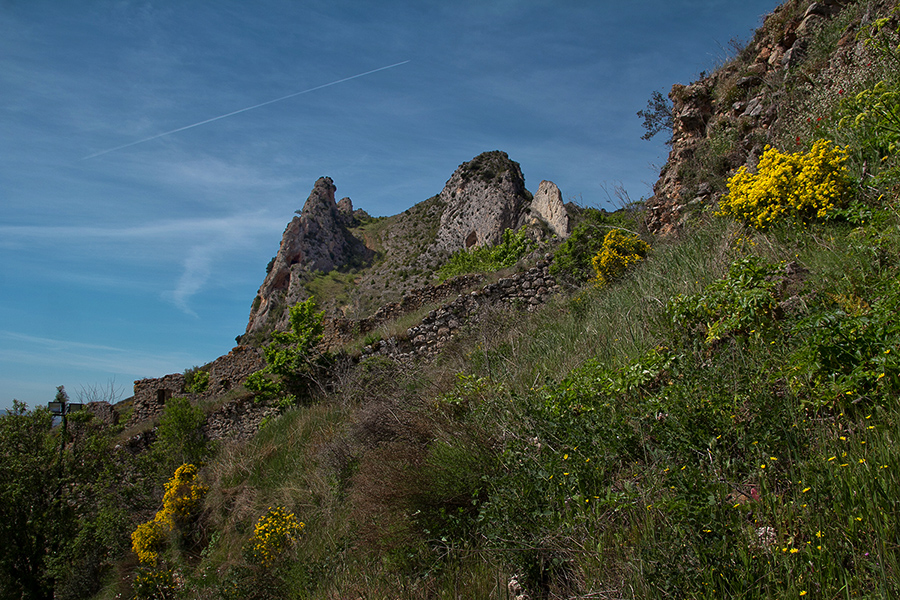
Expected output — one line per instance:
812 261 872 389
644 0 866 236
531 180 570 238
433 151 533 252
246 177 373 334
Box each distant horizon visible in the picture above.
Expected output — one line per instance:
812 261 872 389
1 0 783 411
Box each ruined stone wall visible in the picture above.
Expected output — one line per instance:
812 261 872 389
126 345 263 427
203 396 279 442
203 345 264 398
323 273 485 347
361 257 559 361
129 373 186 427
126 259 559 439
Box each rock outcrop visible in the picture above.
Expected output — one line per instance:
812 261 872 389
246 177 373 334
645 0 865 235
530 180 570 238
246 152 569 334
433 151 534 252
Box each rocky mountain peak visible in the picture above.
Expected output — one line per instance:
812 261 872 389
433 151 533 252
530 180 570 238
245 177 372 335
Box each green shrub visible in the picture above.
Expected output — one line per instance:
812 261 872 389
245 296 325 403
793 283 900 407
154 397 209 466
184 367 209 394
437 227 534 281
668 256 779 345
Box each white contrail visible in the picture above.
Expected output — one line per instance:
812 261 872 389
83 60 410 160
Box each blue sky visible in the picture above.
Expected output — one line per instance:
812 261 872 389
1 0 781 410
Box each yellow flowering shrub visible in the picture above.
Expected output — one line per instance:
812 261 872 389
245 506 304 568
131 464 208 565
717 140 850 229
159 463 208 526
131 519 169 566
591 229 651 287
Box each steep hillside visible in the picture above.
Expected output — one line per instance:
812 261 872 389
5 1 900 599
647 0 893 234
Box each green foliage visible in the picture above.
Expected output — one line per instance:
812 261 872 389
717 140 851 229
793 284 900 408
458 150 517 184
245 296 325 403
153 396 209 467
590 229 651 286
833 78 900 189
637 90 673 142
0 398 120 600
184 366 210 394
437 227 534 281
550 209 638 283
669 256 779 345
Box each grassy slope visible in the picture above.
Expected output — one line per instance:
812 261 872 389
106 1 900 598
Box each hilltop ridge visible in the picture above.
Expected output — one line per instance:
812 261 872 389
245 150 570 337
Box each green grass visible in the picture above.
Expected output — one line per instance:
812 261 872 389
113 206 900 599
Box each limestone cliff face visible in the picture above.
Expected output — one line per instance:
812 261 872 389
246 177 373 334
433 151 535 252
530 180 570 238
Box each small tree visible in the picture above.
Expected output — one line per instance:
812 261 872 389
154 397 209 467
637 90 674 143
245 297 325 404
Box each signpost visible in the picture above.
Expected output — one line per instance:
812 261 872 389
48 386 83 480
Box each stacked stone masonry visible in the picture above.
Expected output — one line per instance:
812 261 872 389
126 345 263 431
362 257 559 361
323 273 485 346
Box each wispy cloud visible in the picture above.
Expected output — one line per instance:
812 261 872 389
0 211 286 313
0 331 195 379
0 212 284 247
164 245 216 316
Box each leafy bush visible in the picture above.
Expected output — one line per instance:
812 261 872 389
154 397 209 466
793 282 900 406
668 256 779 345
437 227 534 281
834 79 900 188
184 367 209 394
245 296 325 403
717 140 851 229
591 229 650 287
